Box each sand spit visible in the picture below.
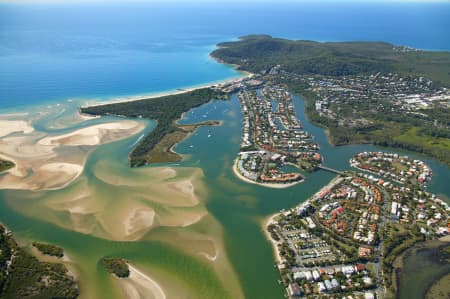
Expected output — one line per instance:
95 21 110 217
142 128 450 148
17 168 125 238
0 120 34 138
116 265 166 299
0 119 144 191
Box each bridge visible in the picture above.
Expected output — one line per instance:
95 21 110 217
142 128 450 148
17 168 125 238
317 164 346 175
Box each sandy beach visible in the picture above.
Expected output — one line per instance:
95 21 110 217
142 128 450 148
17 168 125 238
82 72 253 108
263 214 283 265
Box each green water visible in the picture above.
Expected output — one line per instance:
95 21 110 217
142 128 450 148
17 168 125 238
398 243 450 299
1 94 449 299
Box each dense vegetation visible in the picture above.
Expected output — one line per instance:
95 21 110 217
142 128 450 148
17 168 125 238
294 86 450 166
212 35 450 85
81 88 226 166
382 223 425 298
32 242 64 258
0 160 14 173
0 225 78 299
102 258 129 278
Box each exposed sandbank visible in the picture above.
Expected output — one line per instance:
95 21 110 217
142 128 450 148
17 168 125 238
39 121 141 146
0 119 34 137
0 118 144 191
116 265 166 299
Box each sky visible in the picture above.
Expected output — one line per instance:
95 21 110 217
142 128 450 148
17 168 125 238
0 0 449 3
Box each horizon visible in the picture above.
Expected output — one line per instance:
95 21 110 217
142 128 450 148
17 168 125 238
1 0 450 4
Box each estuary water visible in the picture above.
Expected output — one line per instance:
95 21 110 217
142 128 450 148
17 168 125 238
0 2 449 299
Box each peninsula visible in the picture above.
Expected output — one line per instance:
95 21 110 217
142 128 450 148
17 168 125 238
81 88 228 166
233 84 321 188
211 35 450 166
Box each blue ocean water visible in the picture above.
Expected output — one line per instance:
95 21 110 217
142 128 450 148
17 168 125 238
1 2 449 110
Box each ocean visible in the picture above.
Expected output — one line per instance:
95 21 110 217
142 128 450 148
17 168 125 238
1 2 450 109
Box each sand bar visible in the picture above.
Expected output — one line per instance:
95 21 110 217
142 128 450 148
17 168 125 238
0 120 34 138
0 120 144 191
117 265 166 299
39 120 142 146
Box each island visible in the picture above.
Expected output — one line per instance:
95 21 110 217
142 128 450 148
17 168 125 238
266 152 449 298
102 258 130 278
211 35 450 167
0 159 14 173
0 225 79 298
81 88 228 166
32 241 64 258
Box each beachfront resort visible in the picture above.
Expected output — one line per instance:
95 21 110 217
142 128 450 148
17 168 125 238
232 84 321 187
267 152 449 298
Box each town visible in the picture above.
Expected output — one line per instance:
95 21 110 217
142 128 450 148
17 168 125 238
350 152 432 185
230 83 321 187
267 152 449 298
301 72 449 128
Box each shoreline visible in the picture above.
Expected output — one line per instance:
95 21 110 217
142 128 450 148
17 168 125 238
232 159 303 189
263 214 283 265
81 72 253 109
262 175 342 265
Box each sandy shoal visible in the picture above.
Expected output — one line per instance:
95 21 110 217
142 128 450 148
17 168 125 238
22 164 209 241
124 208 156 237
116 265 166 299
93 165 202 207
0 120 144 191
39 120 143 146
0 120 34 138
